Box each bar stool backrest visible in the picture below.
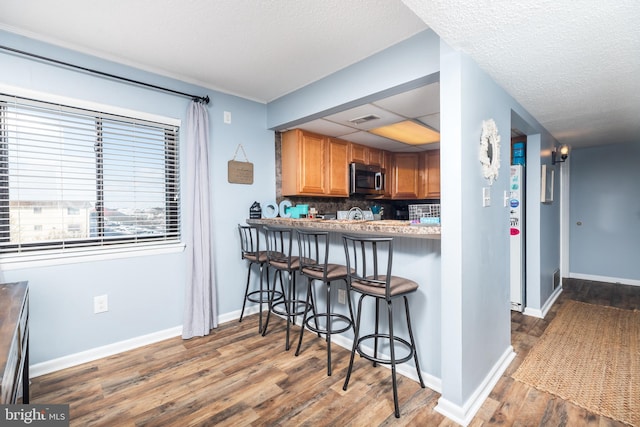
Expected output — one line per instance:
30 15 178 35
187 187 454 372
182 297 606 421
238 224 261 260
263 226 295 268
342 235 394 300
297 230 331 279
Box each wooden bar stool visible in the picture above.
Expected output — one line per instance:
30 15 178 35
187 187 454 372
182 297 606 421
341 234 425 418
295 229 354 376
237 224 282 333
262 226 306 351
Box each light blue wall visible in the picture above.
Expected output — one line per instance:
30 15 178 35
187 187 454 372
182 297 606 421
267 30 441 129
0 30 276 364
569 142 640 282
440 44 513 406
439 41 559 408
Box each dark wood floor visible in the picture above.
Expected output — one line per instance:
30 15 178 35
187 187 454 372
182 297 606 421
30 278 640 426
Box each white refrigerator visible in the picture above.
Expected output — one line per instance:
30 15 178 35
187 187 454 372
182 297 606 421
509 165 525 312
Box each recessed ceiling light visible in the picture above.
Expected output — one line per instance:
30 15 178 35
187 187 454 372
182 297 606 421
369 120 440 145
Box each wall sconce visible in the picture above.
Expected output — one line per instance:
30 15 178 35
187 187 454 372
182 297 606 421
552 144 570 165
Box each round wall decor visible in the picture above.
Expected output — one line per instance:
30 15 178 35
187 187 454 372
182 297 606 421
479 119 501 185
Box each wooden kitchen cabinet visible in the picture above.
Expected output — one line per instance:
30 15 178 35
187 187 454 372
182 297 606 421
367 147 383 166
281 129 348 197
382 151 394 198
349 143 368 164
420 150 440 199
391 152 421 199
348 143 383 167
326 138 349 196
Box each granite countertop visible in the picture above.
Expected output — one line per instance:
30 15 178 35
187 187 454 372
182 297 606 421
246 218 441 239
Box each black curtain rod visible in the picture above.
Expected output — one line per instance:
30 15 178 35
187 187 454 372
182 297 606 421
0 45 210 104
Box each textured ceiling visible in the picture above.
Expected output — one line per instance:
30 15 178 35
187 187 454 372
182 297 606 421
1 0 638 149
0 0 426 102
402 0 640 148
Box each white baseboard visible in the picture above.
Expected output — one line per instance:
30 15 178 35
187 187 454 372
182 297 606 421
523 285 563 319
435 346 515 427
569 272 640 287
31 326 183 378
31 304 442 398
31 305 270 378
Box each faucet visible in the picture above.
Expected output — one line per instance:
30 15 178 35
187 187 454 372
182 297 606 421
348 206 363 220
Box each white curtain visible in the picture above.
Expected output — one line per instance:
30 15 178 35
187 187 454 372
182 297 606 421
182 100 217 339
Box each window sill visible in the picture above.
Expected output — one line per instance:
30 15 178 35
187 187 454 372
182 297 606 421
0 242 186 270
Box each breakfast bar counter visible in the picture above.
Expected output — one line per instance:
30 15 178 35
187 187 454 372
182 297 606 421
246 218 440 239
245 217 442 390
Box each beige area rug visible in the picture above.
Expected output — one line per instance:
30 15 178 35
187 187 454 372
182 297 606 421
513 300 640 426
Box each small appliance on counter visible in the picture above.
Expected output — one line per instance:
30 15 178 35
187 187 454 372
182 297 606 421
394 207 409 220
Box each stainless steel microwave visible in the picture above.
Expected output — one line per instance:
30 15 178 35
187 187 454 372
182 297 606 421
349 162 385 196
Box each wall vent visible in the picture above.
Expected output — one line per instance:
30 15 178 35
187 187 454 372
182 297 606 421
349 114 380 125
553 269 561 289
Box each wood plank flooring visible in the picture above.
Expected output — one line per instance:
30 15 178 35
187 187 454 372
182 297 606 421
30 278 640 426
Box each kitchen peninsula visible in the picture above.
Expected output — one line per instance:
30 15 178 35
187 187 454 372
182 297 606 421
246 218 440 239
246 217 443 389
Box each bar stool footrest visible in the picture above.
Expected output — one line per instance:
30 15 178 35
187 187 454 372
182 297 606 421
356 333 414 365
305 313 352 335
271 300 308 317
247 289 283 304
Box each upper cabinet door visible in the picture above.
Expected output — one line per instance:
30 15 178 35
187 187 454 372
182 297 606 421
297 131 326 194
368 147 383 167
349 143 368 164
282 129 325 195
392 153 420 199
419 150 440 199
326 138 349 196
425 150 440 198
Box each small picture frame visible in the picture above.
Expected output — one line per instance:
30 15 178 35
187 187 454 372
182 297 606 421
541 164 554 203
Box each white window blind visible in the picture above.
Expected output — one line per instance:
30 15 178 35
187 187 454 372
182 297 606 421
0 94 180 254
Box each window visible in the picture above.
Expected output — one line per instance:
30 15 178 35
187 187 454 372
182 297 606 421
0 94 180 255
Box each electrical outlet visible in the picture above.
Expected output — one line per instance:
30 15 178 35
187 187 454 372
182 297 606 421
94 294 108 314
338 289 346 305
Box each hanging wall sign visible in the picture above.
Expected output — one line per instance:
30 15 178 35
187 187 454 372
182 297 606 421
227 144 254 184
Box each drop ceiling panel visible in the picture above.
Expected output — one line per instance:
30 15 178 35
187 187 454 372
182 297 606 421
373 83 440 118
417 113 440 131
340 130 405 149
293 119 358 138
394 144 437 153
